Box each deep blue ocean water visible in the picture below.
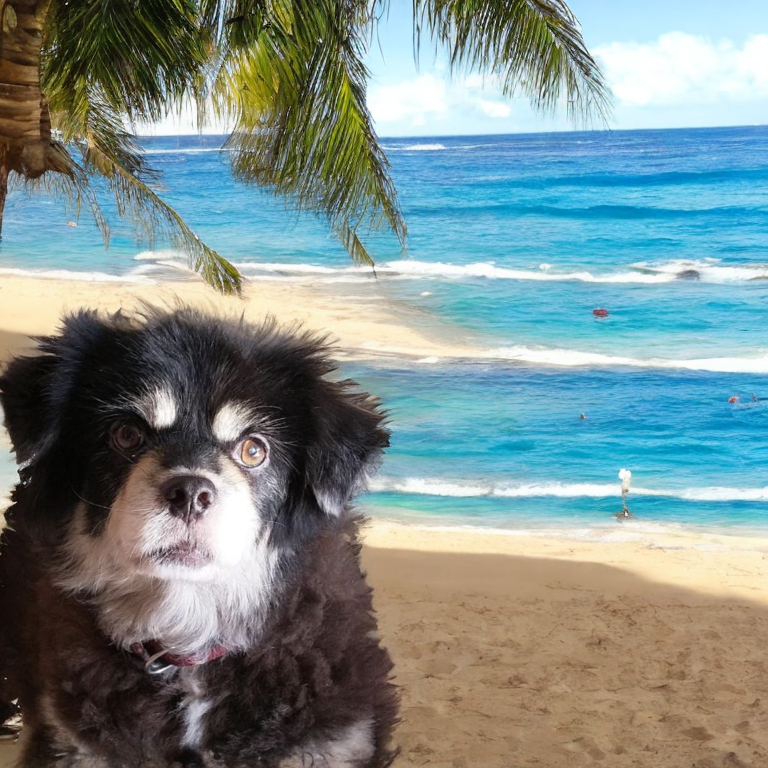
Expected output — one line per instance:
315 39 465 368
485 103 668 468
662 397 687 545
2 125 768 536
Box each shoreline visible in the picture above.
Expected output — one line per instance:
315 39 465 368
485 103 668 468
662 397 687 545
6 269 768 374
0 272 480 364
366 516 768 544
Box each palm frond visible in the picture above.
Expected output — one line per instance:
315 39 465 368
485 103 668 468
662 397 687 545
11 154 111 245
213 0 406 265
49 102 242 293
39 3 242 294
15 141 240 294
337 223 375 268
27 0 609 285
99 160 243 293
43 0 206 123
414 0 611 124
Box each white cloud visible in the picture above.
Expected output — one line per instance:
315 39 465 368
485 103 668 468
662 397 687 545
138 100 230 136
368 74 449 125
369 73 517 127
477 99 512 118
595 33 768 108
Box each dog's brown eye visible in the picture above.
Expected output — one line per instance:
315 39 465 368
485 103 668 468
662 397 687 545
237 437 267 468
112 424 145 453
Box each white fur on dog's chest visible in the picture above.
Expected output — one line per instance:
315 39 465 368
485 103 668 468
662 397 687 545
178 671 212 749
177 673 374 767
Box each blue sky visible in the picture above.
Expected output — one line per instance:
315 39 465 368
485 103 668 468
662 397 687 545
366 0 768 136
152 1 768 137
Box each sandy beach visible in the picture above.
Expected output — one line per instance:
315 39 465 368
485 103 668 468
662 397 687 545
0 273 479 364
3 275 768 767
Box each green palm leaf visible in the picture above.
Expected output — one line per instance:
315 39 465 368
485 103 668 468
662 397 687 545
40 0 242 292
0 0 610 291
414 0 611 123
44 0 206 122
214 0 405 266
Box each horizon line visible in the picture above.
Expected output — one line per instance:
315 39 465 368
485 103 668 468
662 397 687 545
137 123 767 141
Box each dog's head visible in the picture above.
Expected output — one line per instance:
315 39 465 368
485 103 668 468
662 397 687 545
0 308 388 584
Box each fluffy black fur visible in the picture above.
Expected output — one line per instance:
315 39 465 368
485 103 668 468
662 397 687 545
0 308 398 767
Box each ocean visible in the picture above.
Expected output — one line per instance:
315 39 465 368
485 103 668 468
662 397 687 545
2 125 768 538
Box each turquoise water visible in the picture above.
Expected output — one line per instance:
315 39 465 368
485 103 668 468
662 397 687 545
2 126 768 534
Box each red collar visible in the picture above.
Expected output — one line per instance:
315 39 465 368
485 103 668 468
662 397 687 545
130 640 229 674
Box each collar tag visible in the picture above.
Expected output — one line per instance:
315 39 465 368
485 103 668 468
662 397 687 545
130 641 229 674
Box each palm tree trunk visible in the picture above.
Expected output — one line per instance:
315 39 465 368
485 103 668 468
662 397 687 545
0 0 69 236
0 164 7 237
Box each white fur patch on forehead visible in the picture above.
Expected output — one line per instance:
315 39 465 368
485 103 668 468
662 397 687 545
212 402 255 443
133 387 179 430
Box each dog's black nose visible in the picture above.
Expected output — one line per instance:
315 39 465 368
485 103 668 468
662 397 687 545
160 475 216 521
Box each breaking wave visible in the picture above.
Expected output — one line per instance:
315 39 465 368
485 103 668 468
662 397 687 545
369 478 768 503
483 346 768 374
229 257 768 286
19 252 766 289
382 143 448 151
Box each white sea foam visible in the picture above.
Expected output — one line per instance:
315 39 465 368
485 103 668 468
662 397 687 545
0 267 148 283
228 261 381 285
114 256 768 288
393 260 638 283
390 143 447 151
680 486 768 502
371 478 622 498
233 261 371 276
142 147 229 155
369 477 768 503
382 142 488 152
133 249 187 261
0 250 201 285
373 478 492 497
631 258 768 283
128 250 199 280
485 345 768 373
377 258 768 285
230 258 734 286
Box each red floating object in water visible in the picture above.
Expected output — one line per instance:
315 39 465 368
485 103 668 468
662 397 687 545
592 308 609 318
728 396 739 403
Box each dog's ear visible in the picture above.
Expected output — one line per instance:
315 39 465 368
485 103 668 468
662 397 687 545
0 311 108 466
306 383 389 517
0 352 58 464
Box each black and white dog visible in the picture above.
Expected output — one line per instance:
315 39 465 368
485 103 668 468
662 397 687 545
0 308 398 767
